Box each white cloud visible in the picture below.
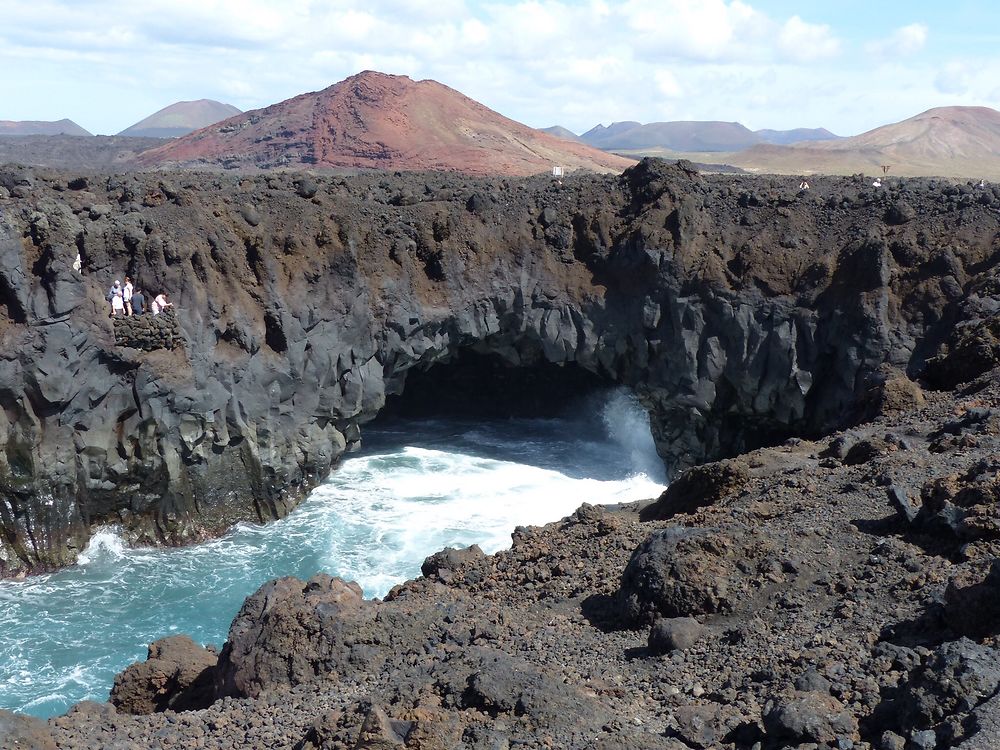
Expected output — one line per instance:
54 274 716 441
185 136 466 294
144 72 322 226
654 69 683 97
620 0 770 62
865 22 928 58
892 23 928 54
777 16 840 62
0 0 988 138
935 62 971 95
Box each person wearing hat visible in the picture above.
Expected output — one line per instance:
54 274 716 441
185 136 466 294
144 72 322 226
108 279 124 317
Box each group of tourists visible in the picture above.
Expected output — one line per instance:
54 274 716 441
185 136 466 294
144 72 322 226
107 276 172 318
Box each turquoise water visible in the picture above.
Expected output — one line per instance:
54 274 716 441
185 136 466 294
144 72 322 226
0 390 666 718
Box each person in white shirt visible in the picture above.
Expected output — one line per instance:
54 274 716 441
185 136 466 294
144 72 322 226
110 282 124 317
123 277 134 316
152 292 173 315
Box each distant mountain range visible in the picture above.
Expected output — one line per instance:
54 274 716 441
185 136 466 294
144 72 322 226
137 71 633 176
2 76 1000 178
753 128 841 146
0 100 240 140
728 106 1000 177
543 122 839 152
118 100 242 138
0 119 92 136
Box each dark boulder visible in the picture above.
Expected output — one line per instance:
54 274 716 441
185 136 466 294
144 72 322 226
216 574 371 699
110 635 218 714
671 704 738 749
793 667 833 694
648 616 705 654
640 459 750 521
452 648 609 727
295 177 319 199
884 200 916 225
240 203 261 226
890 639 1000 734
762 691 859 745
861 373 925 419
421 544 484 584
843 437 892 466
619 525 772 625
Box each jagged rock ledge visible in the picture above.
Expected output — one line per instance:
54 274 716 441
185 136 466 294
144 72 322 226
1 160 999 574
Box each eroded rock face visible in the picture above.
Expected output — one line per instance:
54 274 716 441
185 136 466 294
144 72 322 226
2 160 999 574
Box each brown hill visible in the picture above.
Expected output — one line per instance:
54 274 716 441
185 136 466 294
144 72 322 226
0 118 91 136
138 72 634 176
118 100 241 138
731 106 1000 178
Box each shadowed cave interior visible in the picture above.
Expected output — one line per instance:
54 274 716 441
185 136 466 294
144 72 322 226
379 349 618 420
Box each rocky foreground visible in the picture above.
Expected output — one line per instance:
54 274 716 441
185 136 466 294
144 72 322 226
3 363 1000 749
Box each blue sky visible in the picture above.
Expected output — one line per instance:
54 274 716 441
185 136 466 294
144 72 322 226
1 0 997 136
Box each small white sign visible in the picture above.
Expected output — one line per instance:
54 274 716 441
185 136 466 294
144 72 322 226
552 166 564 177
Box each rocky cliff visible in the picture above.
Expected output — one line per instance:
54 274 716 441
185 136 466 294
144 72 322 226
1 160 999 576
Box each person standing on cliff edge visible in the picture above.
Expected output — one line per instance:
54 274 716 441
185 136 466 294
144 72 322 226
123 276 134 316
131 287 146 316
108 279 124 317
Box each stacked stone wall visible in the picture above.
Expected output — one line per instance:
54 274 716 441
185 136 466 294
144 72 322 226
113 310 179 351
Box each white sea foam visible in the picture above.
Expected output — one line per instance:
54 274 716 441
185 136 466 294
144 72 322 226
601 388 667 482
0 391 666 718
308 444 663 594
76 526 126 565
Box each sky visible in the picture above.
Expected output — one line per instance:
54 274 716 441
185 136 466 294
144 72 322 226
2 0 999 137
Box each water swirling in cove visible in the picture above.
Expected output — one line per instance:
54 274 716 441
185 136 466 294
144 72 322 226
0 389 666 718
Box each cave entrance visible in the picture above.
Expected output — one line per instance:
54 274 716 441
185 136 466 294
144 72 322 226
380 349 614 420
371 349 668 485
